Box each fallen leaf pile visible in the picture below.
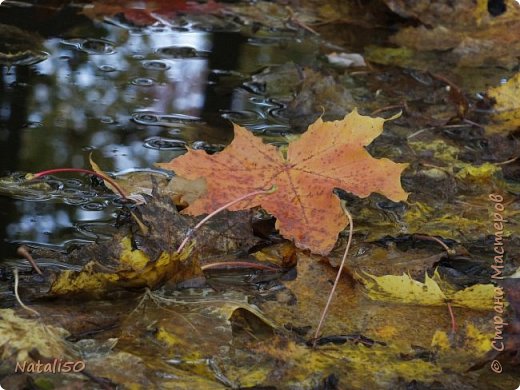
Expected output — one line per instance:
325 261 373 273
384 0 520 68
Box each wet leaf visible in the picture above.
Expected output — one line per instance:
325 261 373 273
117 289 276 387
0 309 74 373
345 244 444 279
134 190 260 260
360 270 496 310
157 109 408 255
49 237 198 296
90 155 206 206
286 67 358 131
487 72 520 134
386 0 520 68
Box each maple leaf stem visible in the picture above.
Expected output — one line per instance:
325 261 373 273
30 168 129 200
312 201 353 347
176 185 276 253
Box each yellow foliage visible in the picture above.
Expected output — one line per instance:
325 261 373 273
465 323 493 354
488 72 520 111
409 140 500 181
0 309 72 363
431 330 450 351
455 163 499 181
432 324 494 372
360 270 496 310
409 139 459 162
487 72 520 133
50 263 120 295
247 337 442 389
119 236 150 271
156 327 184 348
50 239 197 296
365 46 416 67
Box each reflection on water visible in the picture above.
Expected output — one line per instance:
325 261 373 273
0 2 319 258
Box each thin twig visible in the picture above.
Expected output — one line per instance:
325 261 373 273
201 261 280 272
312 201 353 346
462 118 484 129
407 127 436 139
13 268 40 317
285 6 319 35
176 185 276 253
412 234 455 256
370 104 404 116
495 156 519 166
16 245 43 275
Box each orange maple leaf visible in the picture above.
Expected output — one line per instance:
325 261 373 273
157 109 408 255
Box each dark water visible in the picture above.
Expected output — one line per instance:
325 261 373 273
0 2 320 260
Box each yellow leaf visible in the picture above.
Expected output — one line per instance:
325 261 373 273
50 238 198 296
451 283 499 310
360 270 495 310
455 163 499 181
487 72 520 133
432 324 494 370
0 309 73 363
119 236 149 271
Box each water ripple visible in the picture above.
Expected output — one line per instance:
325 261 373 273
144 136 187 151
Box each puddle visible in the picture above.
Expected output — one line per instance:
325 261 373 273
0 1 319 259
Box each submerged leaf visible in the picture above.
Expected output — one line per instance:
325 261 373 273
134 191 259 259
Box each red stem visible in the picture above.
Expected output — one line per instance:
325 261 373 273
447 302 457 333
32 168 129 200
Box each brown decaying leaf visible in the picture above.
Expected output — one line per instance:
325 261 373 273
157 109 408 255
135 190 259 261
